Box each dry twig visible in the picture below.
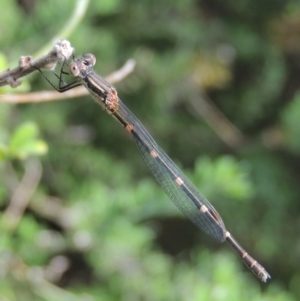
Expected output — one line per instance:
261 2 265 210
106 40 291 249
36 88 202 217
3 158 42 232
187 87 247 149
0 58 136 103
0 40 74 88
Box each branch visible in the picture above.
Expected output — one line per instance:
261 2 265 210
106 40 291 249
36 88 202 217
3 158 42 232
0 59 136 103
0 40 74 88
187 87 247 150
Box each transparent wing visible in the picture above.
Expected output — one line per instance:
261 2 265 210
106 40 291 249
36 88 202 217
118 100 227 243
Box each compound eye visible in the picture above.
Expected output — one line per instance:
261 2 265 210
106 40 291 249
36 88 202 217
83 53 96 67
69 62 80 76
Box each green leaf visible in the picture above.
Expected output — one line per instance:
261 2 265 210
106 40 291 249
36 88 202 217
10 122 38 148
0 52 7 70
0 144 8 161
17 215 41 242
8 122 48 160
193 156 253 201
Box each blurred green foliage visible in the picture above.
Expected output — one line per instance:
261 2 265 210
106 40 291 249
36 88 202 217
1 0 300 300
0 122 48 161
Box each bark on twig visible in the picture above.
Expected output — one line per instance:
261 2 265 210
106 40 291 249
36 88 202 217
0 40 74 88
0 58 136 103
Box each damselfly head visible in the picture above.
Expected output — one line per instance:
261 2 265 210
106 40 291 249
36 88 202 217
69 61 80 76
82 53 96 68
68 54 96 77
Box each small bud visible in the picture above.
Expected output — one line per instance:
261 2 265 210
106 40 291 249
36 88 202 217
19 56 32 68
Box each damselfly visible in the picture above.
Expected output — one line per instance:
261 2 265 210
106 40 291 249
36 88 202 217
41 53 271 282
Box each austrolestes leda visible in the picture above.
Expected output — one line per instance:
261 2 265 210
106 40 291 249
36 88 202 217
41 53 271 282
